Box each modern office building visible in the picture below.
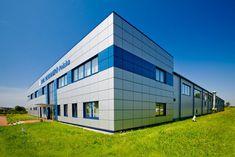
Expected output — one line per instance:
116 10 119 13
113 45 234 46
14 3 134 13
26 12 224 132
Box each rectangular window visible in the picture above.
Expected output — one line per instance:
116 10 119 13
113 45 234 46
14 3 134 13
64 104 68 117
78 65 84 79
208 95 213 102
155 103 166 116
91 57 98 74
194 89 201 98
203 93 208 101
58 74 68 88
73 68 79 82
182 83 191 96
48 82 54 104
72 103 78 117
35 91 38 98
57 105 60 116
156 68 165 83
83 101 99 119
42 86 45 95
85 61 91 77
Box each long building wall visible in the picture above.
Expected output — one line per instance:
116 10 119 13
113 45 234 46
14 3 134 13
173 72 223 120
26 12 224 132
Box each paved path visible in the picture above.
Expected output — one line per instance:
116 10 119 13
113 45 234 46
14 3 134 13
0 116 8 126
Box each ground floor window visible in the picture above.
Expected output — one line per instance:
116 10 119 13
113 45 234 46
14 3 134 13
83 101 99 119
64 104 68 117
57 105 60 116
155 103 166 116
72 103 78 117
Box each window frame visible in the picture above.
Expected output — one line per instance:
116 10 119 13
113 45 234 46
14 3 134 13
83 101 99 119
57 105 61 116
42 86 45 95
84 61 91 77
64 104 68 117
182 83 191 96
58 74 68 88
35 91 38 98
156 67 166 83
72 103 78 118
194 89 201 98
91 57 98 74
155 103 166 117
73 68 79 82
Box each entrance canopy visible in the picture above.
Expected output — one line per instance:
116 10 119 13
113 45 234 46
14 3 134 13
35 104 54 120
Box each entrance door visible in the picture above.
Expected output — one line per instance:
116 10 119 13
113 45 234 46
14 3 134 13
39 107 42 118
47 107 51 119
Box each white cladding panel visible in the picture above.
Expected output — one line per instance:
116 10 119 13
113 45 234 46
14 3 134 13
57 68 114 131
113 67 173 131
27 13 115 96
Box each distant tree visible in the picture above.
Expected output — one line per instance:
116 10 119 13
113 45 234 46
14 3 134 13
14 106 27 113
225 102 231 107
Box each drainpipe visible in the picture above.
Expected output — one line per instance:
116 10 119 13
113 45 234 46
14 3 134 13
212 91 216 110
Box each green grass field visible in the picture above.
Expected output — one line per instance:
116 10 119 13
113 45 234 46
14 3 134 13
6 114 38 124
0 108 234 157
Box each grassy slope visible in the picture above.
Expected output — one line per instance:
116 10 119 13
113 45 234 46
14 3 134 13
6 114 38 124
0 108 234 157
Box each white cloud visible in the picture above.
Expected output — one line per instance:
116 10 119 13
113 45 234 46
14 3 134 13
0 86 27 108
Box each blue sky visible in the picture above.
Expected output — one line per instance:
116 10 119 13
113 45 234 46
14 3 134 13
0 0 234 107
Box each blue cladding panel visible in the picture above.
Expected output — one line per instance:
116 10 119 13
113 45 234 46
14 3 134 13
98 48 109 62
113 45 173 86
67 71 72 84
98 46 114 72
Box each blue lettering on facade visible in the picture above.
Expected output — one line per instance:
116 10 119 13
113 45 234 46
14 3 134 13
40 60 70 85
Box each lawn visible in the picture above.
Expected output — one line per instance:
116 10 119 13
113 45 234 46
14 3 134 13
6 114 38 124
0 108 234 157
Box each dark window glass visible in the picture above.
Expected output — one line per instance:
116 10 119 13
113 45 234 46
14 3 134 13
42 86 45 95
64 104 68 117
72 103 78 117
48 82 54 104
57 105 60 116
